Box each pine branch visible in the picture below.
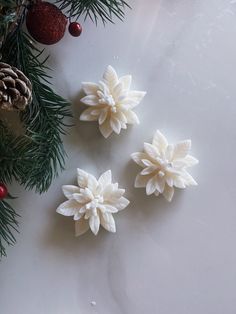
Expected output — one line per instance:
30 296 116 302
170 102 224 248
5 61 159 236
1 17 71 193
0 198 19 258
56 0 130 24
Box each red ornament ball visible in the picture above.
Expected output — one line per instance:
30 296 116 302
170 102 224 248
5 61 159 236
26 1 68 45
69 22 82 37
0 183 8 200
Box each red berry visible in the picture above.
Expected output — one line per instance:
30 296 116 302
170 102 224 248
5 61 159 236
69 22 82 37
0 183 8 200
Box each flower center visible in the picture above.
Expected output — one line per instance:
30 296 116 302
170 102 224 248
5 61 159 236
98 93 117 112
86 195 104 212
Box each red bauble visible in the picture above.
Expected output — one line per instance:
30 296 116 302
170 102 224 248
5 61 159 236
0 183 8 200
26 1 68 45
69 22 82 37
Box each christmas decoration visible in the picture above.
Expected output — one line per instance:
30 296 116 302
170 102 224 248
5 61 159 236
80 65 146 138
0 183 8 199
57 169 130 236
131 130 198 202
68 22 82 37
26 1 68 45
0 0 130 257
0 62 32 111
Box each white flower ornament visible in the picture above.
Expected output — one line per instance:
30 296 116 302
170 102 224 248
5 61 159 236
56 169 130 236
131 130 198 202
80 65 146 138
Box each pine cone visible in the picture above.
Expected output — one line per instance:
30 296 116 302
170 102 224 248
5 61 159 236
0 62 32 111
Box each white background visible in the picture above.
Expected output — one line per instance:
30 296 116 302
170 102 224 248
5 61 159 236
1 0 236 313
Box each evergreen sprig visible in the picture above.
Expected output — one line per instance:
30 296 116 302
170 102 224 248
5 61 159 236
1 25 71 193
56 0 130 23
0 199 19 257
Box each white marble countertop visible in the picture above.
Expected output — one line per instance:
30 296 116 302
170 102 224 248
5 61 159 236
1 0 236 313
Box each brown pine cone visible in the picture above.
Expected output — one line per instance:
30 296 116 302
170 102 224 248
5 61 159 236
0 62 32 111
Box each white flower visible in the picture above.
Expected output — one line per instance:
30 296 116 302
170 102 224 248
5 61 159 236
131 130 198 202
80 65 146 138
56 169 130 236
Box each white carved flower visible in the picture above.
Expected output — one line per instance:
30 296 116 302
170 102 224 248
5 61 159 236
80 65 146 138
131 130 198 202
56 169 130 236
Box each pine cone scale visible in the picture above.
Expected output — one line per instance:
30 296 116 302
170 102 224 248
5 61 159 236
0 62 32 111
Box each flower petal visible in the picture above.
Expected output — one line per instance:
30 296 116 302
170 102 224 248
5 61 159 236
113 196 130 211
181 171 198 186
101 212 116 233
62 185 80 199
103 65 118 89
75 219 90 236
131 152 148 167
56 199 79 216
73 193 90 204
182 155 199 167
146 175 158 195
125 110 140 124
80 95 99 106
87 174 98 191
112 82 124 100
134 174 150 188
98 170 112 186
98 108 108 125
127 91 146 105
173 177 186 189
102 204 118 213
172 140 191 160
152 130 168 153
99 119 113 138
82 82 99 95
110 117 121 134
156 178 165 193
119 75 132 90
163 185 174 202
141 165 158 175
89 215 100 235
80 107 99 121
77 168 89 188
144 143 159 159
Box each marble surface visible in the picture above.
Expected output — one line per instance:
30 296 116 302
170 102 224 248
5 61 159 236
1 0 236 313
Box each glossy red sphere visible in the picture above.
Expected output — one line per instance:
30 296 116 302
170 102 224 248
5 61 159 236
0 183 8 200
69 22 82 37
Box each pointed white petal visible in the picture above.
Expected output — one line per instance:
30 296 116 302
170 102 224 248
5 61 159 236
119 75 132 90
127 91 146 104
80 107 99 121
80 95 99 106
98 108 108 125
125 110 140 124
134 174 150 188
146 175 158 195
87 174 98 191
131 152 147 167
165 144 174 161
156 178 165 193
98 170 112 186
73 193 90 204
62 185 80 199
152 130 168 153
166 176 174 187
56 199 79 216
173 177 186 189
89 215 100 235
182 171 198 186
144 143 159 159
110 117 121 134
115 111 127 124
77 168 89 188
112 82 124 100
82 82 99 95
172 140 191 160
183 155 199 167
99 119 113 138
75 219 90 236
101 212 116 233
163 186 174 202
141 166 157 175
103 65 118 89
114 196 130 211
74 212 83 221
102 204 118 213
